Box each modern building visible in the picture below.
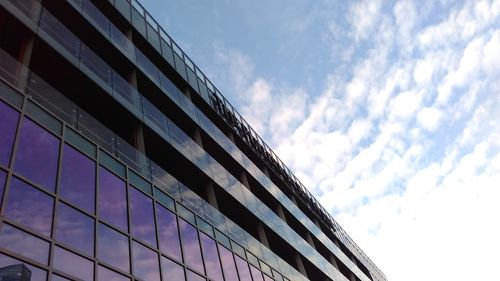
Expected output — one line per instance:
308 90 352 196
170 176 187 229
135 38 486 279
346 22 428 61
0 264 32 281
0 0 386 280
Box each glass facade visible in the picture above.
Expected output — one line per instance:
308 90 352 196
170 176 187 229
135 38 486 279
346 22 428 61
0 0 386 280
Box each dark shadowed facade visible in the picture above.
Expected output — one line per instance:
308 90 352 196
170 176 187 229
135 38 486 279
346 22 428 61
0 0 386 280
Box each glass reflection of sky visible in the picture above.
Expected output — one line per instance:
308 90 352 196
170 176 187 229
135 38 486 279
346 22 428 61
98 265 131 281
161 256 185 281
199 232 224 281
97 223 130 273
55 203 94 256
132 241 161 281
156 205 182 261
99 167 128 232
0 224 49 264
218 244 239 281
53 246 93 281
129 187 157 247
250 264 265 281
235 255 253 281
179 219 205 274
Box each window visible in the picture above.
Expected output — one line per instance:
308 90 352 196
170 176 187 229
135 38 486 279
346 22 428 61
179 219 204 274
98 167 127 231
14 118 60 192
4 177 54 236
97 223 130 273
59 144 95 213
0 253 47 281
0 223 50 264
0 100 19 166
98 265 131 281
156 204 182 260
55 203 94 256
53 246 94 281
161 256 185 281
218 244 239 281
129 187 157 247
235 255 253 281
132 241 161 281
199 232 224 281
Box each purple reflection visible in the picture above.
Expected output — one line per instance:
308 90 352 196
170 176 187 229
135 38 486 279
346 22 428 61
98 223 130 273
0 253 47 281
250 264 265 281
263 274 274 281
60 144 95 213
199 232 223 281
0 224 50 264
186 270 206 281
235 255 252 281
161 257 185 281
98 167 127 231
0 101 19 166
0 170 6 208
179 219 204 274
129 187 156 247
132 241 160 281
217 244 239 281
52 275 72 281
156 205 182 260
53 246 94 281
5 177 54 236
55 203 94 256
98 265 131 281
14 118 59 192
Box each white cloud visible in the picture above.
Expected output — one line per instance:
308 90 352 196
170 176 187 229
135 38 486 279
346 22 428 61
417 107 443 132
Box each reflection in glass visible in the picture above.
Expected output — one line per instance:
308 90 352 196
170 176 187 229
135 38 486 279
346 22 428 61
14 118 60 192
5 177 54 236
156 205 182 260
0 101 19 166
235 255 252 281
60 144 95 213
0 253 47 281
263 274 274 281
53 246 93 281
0 170 5 209
129 187 156 247
161 257 185 281
97 223 130 273
98 167 128 231
52 274 72 281
250 264 265 281
0 224 50 264
199 232 223 281
218 244 239 281
132 241 160 281
179 219 204 274
55 203 94 256
98 265 131 281
186 270 205 281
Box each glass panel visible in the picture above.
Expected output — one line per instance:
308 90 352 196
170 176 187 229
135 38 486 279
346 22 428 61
161 257 185 281
250 264 265 281
60 144 96 213
235 255 253 281
114 0 131 20
186 270 205 281
0 100 19 166
5 177 54 236
14 118 60 192
80 45 112 86
52 274 71 281
98 265 131 281
131 7 146 35
174 54 187 80
131 241 160 281
136 50 160 82
186 68 199 92
147 22 161 51
55 203 94 256
83 0 110 33
98 167 128 231
263 274 274 281
129 187 157 247
110 24 133 55
218 245 239 281
0 253 47 281
97 223 130 273
199 232 223 281
0 223 50 264
178 219 204 274
40 10 80 57
53 246 93 281
156 205 182 261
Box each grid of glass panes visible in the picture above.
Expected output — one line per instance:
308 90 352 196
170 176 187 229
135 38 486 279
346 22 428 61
0 97 277 281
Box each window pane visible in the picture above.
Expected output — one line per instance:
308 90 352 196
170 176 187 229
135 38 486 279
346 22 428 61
186 270 205 281
98 223 130 273
218 245 239 281
156 205 182 260
0 253 47 281
0 100 19 166
52 274 71 281
0 223 50 264
53 246 93 281
235 255 252 281
55 203 94 256
60 144 95 213
161 257 185 281
14 118 59 192
199 232 223 281
98 265 131 281
131 241 160 281
250 264 265 281
5 177 54 236
98 167 127 231
263 274 274 281
178 219 204 274
129 187 156 247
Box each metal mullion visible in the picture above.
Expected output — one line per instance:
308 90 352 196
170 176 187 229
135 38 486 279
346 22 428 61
151 186 164 281
124 166 134 278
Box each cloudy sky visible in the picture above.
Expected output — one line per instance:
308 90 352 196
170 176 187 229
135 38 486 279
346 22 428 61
139 0 499 280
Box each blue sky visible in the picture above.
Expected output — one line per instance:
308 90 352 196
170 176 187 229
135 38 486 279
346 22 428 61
139 0 500 280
